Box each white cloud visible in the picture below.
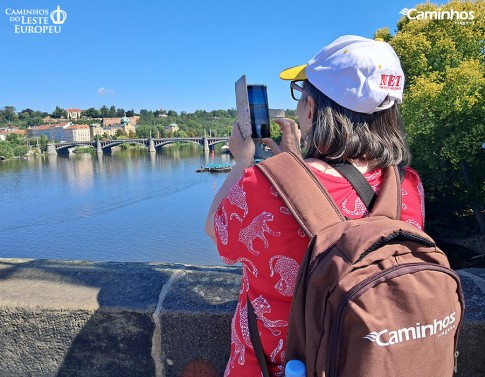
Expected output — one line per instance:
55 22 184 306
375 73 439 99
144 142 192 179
97 87 115 95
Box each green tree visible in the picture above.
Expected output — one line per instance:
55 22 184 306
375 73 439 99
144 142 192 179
139 109 150 117
109 105 117 117
155 126 167 138
377 0 485 234
6 133 21 144
27 116 42 127
83 108 99 118
39 134 49 151
174 130 187 138
270 120 283 144
12 144 29 157
18 111 30 121
0 141 13 158
21 108 34 117
135 125 156 138
52 106 67 119
2 106 18 123
100 105 109 118
138 110 158 127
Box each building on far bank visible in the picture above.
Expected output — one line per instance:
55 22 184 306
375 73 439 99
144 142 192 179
28 123 90 142
102 115 139 127
90 116 136 140
66 108 82 120
28 114 140 142
28 125 53 139
0 127 27 140
164 123 179 134
41 116 66 124
90 124 106 140
28 123 71 141
64 124 90 142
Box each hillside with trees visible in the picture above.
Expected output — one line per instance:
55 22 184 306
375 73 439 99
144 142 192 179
0 106 296 138
0 105 294 156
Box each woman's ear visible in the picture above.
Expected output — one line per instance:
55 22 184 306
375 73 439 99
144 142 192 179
306 95 315 122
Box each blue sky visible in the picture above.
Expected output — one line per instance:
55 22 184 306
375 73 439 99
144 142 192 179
0 0 432 114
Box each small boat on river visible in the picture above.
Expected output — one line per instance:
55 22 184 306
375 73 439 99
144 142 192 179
196 163 232 173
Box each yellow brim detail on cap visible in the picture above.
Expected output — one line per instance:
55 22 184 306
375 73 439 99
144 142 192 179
280 64 307 80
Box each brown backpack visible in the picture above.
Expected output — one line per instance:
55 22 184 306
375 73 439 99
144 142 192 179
254 151 464 377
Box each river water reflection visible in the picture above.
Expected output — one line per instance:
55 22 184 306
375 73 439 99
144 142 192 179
0 146 233 265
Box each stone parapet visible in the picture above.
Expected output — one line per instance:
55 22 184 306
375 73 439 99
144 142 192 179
0 258 483 377
0 259 240 377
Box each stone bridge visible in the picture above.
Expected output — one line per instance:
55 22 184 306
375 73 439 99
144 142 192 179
46 137 229 155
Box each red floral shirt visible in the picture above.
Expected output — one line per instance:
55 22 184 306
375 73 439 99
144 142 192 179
214 164 425 377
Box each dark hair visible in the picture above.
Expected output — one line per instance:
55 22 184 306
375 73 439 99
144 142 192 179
303 81 411 169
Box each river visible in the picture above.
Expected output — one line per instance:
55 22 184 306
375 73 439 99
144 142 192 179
0 145 233 265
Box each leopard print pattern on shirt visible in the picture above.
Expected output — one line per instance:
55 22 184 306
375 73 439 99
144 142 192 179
269 255 299 297
228 177 248 222
270 339 285 377
214 206 229 245
228 303 246 370
238 212 281 255
251 295 288 336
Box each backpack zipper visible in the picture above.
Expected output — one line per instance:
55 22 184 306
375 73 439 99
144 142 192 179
326 263 464 377
308 252 327 277
454 351 459 373
307 246 334 279
356 230 435 264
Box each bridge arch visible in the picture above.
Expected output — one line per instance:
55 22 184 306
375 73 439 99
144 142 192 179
55 143 96 154
207 140 228 148
115 141 147 148
154 140 202 148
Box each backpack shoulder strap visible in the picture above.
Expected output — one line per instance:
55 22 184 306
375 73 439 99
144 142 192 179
368 165 402 219
330 161 377 210
256 151 345 238
329 161 406 213
247 296 270 377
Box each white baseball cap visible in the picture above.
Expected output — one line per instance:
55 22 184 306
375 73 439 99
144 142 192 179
280 35 405 114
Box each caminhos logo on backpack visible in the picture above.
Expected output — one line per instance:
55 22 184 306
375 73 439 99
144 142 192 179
364 312 456 347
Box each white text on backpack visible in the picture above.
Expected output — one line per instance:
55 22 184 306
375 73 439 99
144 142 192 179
363 312 456 347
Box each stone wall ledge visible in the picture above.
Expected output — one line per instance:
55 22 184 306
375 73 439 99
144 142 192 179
0 258 483 377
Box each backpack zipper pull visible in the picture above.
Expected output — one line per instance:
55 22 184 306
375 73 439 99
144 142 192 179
454 351 459 373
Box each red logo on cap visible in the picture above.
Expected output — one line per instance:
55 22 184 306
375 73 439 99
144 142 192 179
380 74 402 90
